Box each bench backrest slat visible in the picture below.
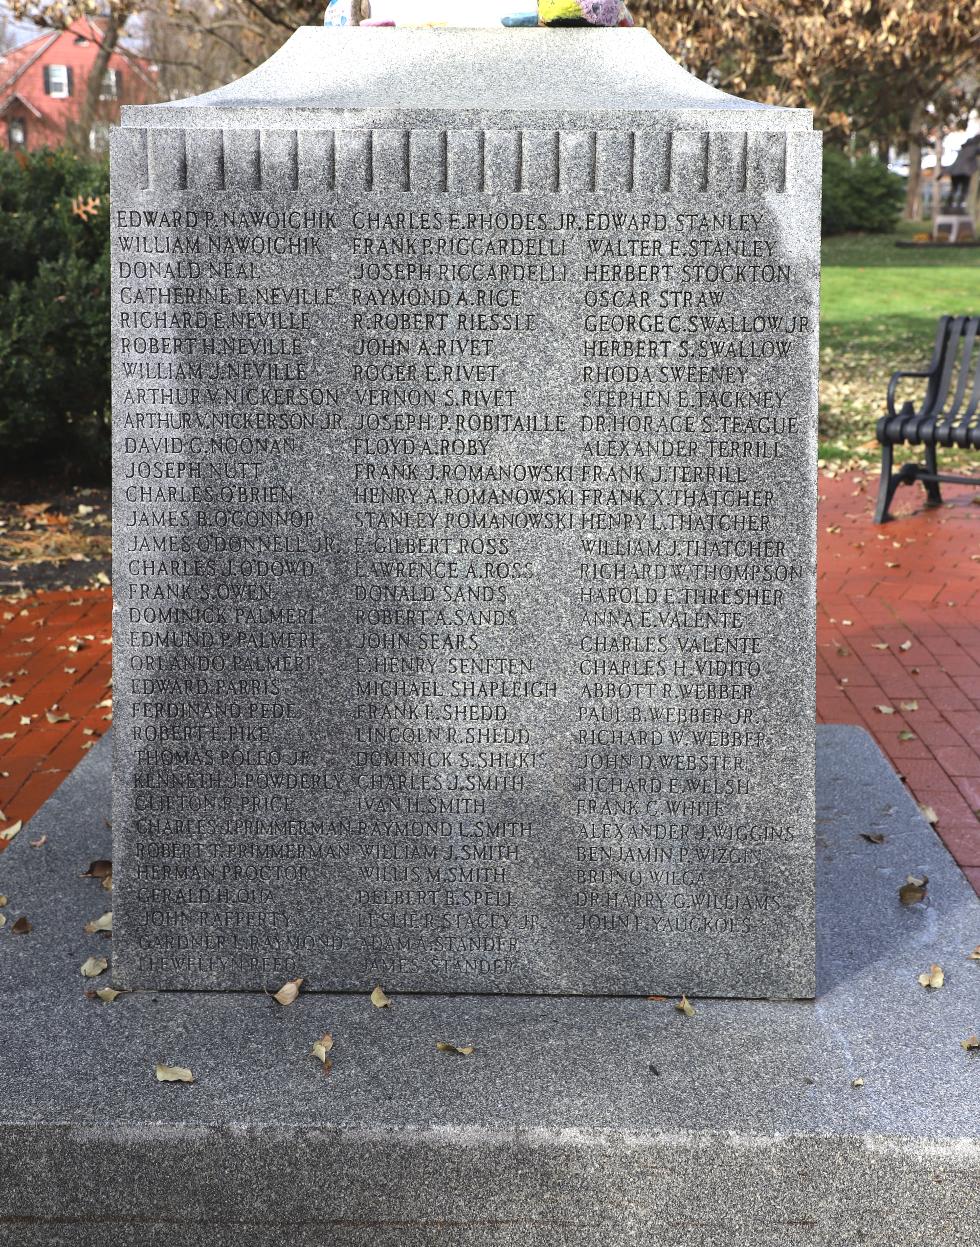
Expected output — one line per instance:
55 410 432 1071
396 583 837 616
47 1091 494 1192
965 343 980 421
930 315 967 422
941 318 980 421
917 316 956 419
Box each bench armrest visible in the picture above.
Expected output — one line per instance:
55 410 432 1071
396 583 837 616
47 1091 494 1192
886 368 935 418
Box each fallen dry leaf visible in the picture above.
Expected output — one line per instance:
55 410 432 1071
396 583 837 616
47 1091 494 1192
874 705 895 716
86 987 122 1003
273 977 304 1007
311 1034 334 1073
861 832 886 845
899 875 929 906
155 1064 194 1084
30 835 46 848
81 859 112 880
311 1032 334 1065
0 914 5 928
436 1041 475 1056
918 805 938 826
370 985 392 1009
917 964 944 990
900 640 913 652
871 643 889 651
101 873 113 892
675 995 696 1017
0 820 23 843
84 911 113 935
961 1035 980 1052
968 946 980 961
898 731 917 742
45 709 70 724
11 915 31 934
900 701 919 713
80 956 108 978
851 1076 865 1088
0 894 7 907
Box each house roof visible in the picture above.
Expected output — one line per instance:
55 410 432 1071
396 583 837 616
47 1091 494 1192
0 30 59 95
0 91 44 119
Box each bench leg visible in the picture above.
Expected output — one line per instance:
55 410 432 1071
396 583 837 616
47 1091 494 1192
873 444 899 523
923 445 943 508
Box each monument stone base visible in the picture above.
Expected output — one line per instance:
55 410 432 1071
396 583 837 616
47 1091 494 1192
1 726 977 1245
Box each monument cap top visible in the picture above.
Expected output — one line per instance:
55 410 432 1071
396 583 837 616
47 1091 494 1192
122 27 811 122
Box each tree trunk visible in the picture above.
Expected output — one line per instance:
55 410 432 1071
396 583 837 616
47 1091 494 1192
932 125 945 219
903 105 930 222
80 15 121 150
905 135 923 220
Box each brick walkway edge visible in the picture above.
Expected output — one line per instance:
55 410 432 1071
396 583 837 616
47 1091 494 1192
1 471 978 895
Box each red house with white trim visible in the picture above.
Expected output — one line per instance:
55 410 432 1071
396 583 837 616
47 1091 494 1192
0 18 157 152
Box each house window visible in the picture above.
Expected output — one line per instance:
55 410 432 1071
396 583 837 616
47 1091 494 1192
44 64 71 97
99 69 118 100
89 122 111 153
7 117 27 148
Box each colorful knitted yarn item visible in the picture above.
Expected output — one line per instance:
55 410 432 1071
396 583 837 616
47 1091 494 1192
324 0 361 25
325 1 634 27
539 0 630 23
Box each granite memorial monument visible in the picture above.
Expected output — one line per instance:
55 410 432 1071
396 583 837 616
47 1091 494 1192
109 23 821 998
2 19 977 1246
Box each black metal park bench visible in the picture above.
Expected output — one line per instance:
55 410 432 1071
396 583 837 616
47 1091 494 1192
874 314 980 523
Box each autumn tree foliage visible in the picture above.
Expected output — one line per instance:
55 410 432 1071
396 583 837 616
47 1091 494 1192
12 0 977 217
633 0 980 216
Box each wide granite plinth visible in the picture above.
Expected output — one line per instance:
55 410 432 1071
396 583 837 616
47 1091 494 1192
0 725 977 1245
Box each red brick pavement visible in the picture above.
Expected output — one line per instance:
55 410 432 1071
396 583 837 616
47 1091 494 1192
1 474 978 896
817 469 980 895
0 589 112 845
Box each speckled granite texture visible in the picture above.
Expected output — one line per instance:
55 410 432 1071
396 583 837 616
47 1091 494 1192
110 29 821 998
0 727 977 1244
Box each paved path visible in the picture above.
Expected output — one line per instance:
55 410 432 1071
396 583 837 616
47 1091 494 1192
817 469 980 894
0 590 112 840
1 471 978 894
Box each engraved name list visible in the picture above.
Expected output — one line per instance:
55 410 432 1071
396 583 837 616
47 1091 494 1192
111 125 819 998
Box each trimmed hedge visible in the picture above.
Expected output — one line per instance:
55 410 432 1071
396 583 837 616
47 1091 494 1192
0 148 110 477
822 147 905 236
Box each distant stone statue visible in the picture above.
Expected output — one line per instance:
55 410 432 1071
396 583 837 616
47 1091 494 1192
947 135 980 208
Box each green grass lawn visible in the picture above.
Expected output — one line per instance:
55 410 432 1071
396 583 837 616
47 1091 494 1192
819 221 980 467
